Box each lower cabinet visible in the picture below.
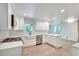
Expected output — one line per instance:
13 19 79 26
50 36 62 47
43 35 64 48
72 47 79 56
72 43 79 56
0 47 22 56
22 36 36 47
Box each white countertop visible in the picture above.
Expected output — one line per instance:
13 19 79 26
0 41 23 50
3 33 61 38
9 35 36 38
72 43 79 48
44 34 61 37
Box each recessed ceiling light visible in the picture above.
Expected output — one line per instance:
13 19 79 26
60 9 65 13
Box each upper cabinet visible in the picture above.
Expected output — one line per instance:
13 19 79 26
35 21 49 30
0 3 8 29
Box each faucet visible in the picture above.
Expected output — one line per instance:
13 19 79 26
29 31 32 35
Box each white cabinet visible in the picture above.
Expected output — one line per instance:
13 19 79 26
0 3 8 28
0 3 9 43
72 43 79 56
0 47 22 56
43 35 50 43
43 35 63 48
47 36 63 48
22 36 36 47
0 41 23 56
35 22 49 30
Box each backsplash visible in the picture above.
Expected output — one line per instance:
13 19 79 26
9 30 48 36
32 30 48 35
9 30 26 36
0 29 9 42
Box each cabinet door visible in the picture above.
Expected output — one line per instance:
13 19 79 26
22 37 36 47
47 36 63 47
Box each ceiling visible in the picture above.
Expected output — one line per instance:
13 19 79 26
9 3 79 22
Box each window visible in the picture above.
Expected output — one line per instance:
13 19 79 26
25 24 31 32
54 25 61 34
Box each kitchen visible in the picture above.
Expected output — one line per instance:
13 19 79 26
0 3 79 56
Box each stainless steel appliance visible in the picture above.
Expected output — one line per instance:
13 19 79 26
36 35 42 45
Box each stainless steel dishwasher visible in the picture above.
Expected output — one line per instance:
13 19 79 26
36 35 42 45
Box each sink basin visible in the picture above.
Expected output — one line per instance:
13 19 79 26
1 37 22 43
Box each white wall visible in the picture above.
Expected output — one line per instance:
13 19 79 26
8 3 11 29
60 21 78 41
0 3 9 42
24 17 35 25
13 16 24 30
24 17 35 34
9 30 26 37
0 3 8 28
0 29 9 42
35 21 49 30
